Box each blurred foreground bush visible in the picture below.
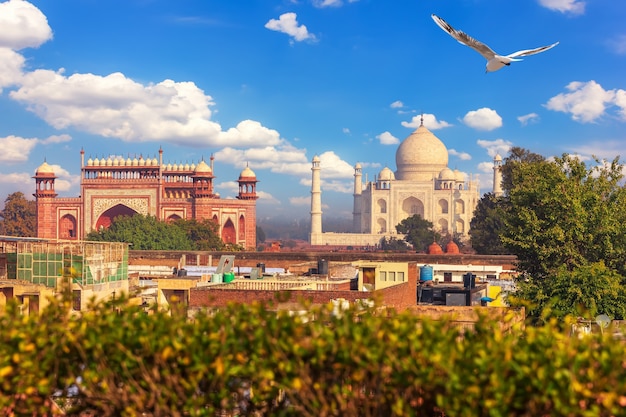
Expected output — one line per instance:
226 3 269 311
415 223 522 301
1 294 626 417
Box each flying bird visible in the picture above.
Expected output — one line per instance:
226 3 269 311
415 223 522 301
431 14 559 73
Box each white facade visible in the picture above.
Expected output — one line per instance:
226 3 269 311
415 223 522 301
310 119 486 246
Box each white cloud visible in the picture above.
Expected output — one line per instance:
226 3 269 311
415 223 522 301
9 69 284 147
0 172 34 197
462 108 502 131
318 151 354 179
545 80 625 123
401 113 452 130
448 149 472 161
41 134 72 144
0 135 38 162
0 0 53 50
390 100 403 109
265 13 317 42
256 190 279 203
477 138 512 158
0 47 25 92
376 131 399 145
342 127 350 135
537 0 585 15
312 0 359 7
289 196 310 206
214 145 310 176
517 113 539 126
607 34 626 55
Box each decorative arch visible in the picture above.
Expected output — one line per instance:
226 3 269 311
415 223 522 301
401 197 424 219
377 199 387 214
222 218 236 244
377 218 387 234
438 218 449 235
455 199 465 214
238 215 245 241
166 214 182 222
438 199 448 214
95 204 138 230
59 214 77 239
455 219 465 234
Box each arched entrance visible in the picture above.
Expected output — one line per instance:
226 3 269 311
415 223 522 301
59 214 77 239
222 218 236 244
95 204 138 230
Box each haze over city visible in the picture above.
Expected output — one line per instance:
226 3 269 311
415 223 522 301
0 0 625 222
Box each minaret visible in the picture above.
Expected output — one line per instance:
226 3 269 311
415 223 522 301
493 154 503 197
310 155 323 245
352 163 362 233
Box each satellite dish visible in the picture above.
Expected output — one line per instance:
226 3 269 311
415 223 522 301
595 314 611 333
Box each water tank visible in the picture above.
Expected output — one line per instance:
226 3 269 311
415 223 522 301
420 265 433 282
177 268 187 277
211 273 223 283
317 259 329 275
463 272 476 289
223 272 235 283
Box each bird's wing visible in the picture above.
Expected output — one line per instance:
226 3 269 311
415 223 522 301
506 41 559 58
431 14 497 60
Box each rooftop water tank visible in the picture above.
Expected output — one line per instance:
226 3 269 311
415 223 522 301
420 265 433 281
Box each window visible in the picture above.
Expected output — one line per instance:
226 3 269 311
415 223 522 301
380 271 387 281
444 272 452 282
397 272 405 282
389 272 396 282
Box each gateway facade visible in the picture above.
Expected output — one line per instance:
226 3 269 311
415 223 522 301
34 149 258 249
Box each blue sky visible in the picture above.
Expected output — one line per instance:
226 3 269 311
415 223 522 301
0 0 625 222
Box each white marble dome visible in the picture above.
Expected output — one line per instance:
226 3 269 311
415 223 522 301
395 124 448 181
378 166 395 181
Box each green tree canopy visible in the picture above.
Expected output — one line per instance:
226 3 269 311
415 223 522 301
469 192 508 255
87 215 225 251
512 262 626 322
502 153 626 279
395 215 440 252
173 218 225 251
0 192 36 237
496 151 626 321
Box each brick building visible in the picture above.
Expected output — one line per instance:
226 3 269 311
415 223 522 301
33 149 258 249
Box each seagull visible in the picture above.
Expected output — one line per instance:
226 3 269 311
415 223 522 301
431 14 559 73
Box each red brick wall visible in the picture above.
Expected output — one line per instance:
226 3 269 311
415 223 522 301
189 267 417 311
189 288 367 309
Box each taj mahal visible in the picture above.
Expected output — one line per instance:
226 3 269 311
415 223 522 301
309 118 503 247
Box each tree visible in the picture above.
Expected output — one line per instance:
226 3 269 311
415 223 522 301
499 152 626 322
469 192 509 254
86 214 193 250
395 215 440 252
378 236 410 251
172 218 225 251
502 154 626 279
511 262 626 321
0 192 36 237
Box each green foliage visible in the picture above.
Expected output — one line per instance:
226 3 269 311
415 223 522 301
3 296 626 416
470 148 626 322
469 192 508 254
86 215 225 251
395 214 440 252
172 218 225 251
511 262 626 321
0 192 36 237
378 236 410 251
86 214 193 250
